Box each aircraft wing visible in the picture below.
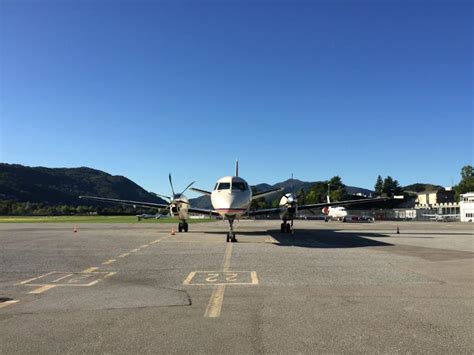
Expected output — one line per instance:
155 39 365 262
190 188 212 196
297 196 403 211
79 196 169 209
247 207 281 216
187 207 222 217
252 187 284 200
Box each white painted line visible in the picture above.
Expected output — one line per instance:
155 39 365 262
130 248 140 253
104 272 117 278
118 253 130 258
0 300 19 309
16 271 56 285
52 273 73 283
139 244 149 248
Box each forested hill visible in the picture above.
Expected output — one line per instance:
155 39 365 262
0 163 166 205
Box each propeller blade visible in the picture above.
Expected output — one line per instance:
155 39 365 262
169 173 176 196
150 192 171 201
180 181 196 195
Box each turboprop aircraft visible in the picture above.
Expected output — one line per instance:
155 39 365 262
248 191 399 233
190 161 284 242
80 174 210 232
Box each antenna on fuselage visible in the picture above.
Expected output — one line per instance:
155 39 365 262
235 160 239 177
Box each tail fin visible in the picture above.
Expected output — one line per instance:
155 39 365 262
235 160 239 177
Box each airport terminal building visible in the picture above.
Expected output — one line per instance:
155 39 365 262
460 192 474 222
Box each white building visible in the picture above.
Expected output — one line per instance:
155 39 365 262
460 192 474 222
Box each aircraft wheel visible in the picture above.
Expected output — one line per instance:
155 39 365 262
286 223 291 233
184 223 189 232
231 233 237 243
226 233 231 242
281 223 285 233
178 223 183 233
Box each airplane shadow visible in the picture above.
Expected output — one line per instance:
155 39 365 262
204 229 394 249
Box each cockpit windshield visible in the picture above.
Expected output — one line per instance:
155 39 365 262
232 182 247 191
217 182 231 190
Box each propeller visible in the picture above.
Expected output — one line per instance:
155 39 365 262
151 174 195 209
169 173 175 196
179 180 196 195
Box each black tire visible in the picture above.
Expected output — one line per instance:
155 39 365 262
184 223 188 232
281 223 285 233
178 223 182 233
285 223 291 233
231 233 237 243
226 233 230 242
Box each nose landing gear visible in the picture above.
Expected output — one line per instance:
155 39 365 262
280 220 294 234
226 218 237 242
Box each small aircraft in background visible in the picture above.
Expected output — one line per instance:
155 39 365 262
80 174 211 232
422 213 460 222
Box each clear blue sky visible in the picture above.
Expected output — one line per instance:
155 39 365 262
1 0 472 196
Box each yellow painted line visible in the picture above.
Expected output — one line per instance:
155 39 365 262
0 300 19 309
204 284 226 318
139 244 149 248
250 271 259 285
16 272 56 285
102 259 116 265
222 243 233 272
29 285 56 294
204 243 233 318
52 273 73 282
182 271 197 285
118 252 130 258
82 267 99 273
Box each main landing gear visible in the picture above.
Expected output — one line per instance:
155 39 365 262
280 220 294 234
226 218 237 243
178 221 189 233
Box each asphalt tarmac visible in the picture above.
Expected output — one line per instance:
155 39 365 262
1 220 473 354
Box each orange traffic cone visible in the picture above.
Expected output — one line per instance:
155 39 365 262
73 226 78 233
171 227 175 235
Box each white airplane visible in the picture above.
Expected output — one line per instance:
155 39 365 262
249 189 397 233
322 195 348 221
80 174 206 232
190 161 284 242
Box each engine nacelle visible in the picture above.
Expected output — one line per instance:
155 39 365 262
322 207 329 215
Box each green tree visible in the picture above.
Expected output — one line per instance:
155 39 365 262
374 175 383 196
455 165 474 200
